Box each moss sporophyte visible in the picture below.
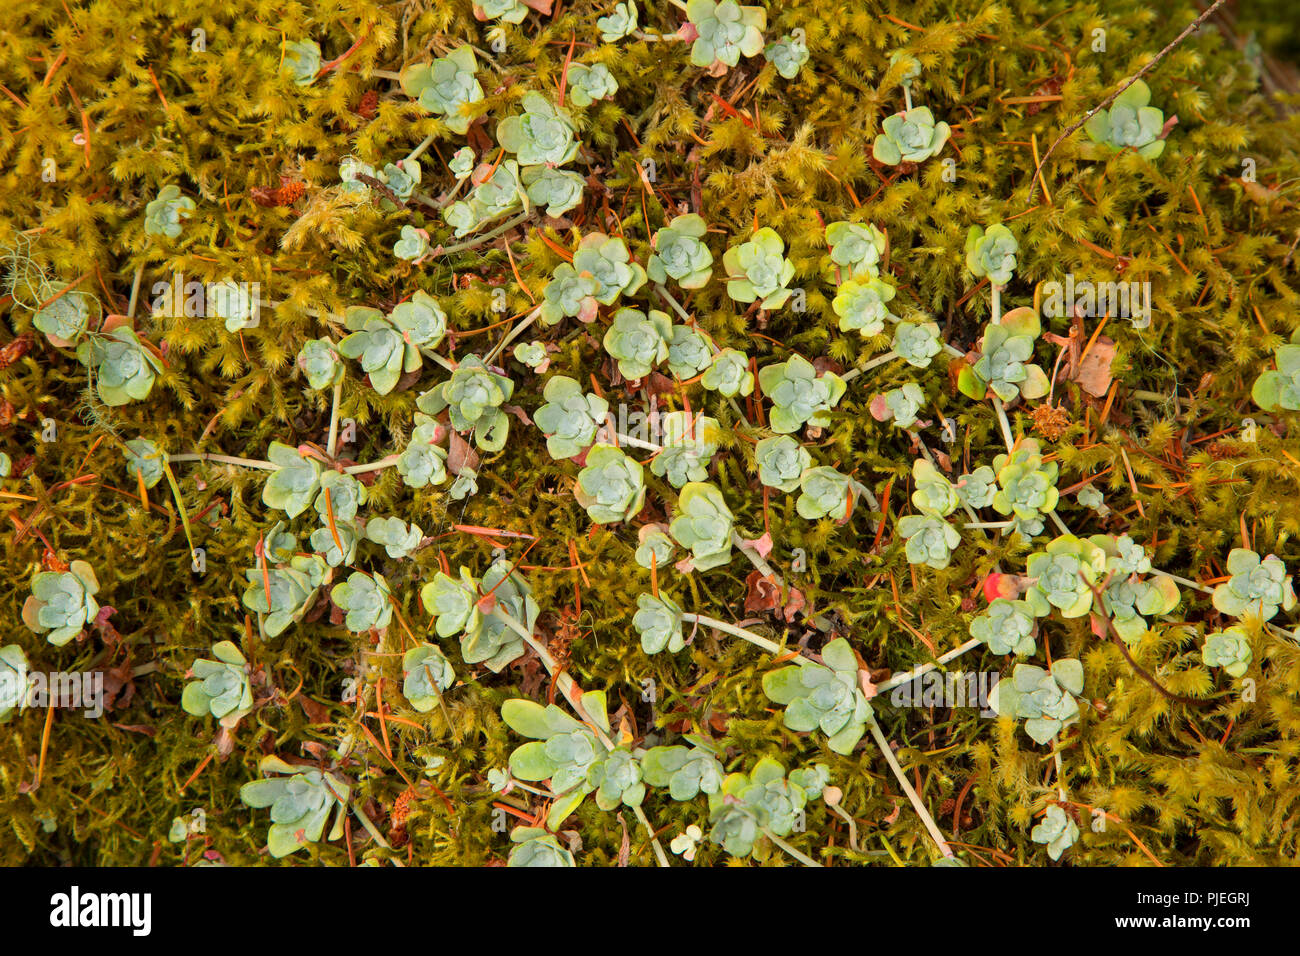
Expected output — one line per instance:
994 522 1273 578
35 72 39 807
2 0 1298 870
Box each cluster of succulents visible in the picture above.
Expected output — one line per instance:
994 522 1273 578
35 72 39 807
686 0 766 69
872 107 951 165
603 308 673 380
1211 549 1296 621
832 276 897 337
340 157 422 210
758 354 847 433
419 354 515 452
706 757 816 857
764 31 809 79
701 347 754 397
669 481 734 570
988 659 1085 744
964 224 1018 287
143 184 195 238
641 738 726 800
1024 534 1106 619
1032 805 1080 861
959 307 1050 403
534 375 609 459
502 698 605 795
181 642 253 726
990 438 1059 534
762 639 873 753
401 47 482 134
755 435 811 493
239 756 351 858
422 560 538 671
21 561 101 647
651 412 720 487
575 444 647 524
241 554 329 637
723 228 797 309
824 221 887 280
970 598 1037 656
1083 79 1168 160
78 326 164 406
898 512 961 569
648 214 714 289
632 591 686 653
401 644 456 712
1202 626 1253 677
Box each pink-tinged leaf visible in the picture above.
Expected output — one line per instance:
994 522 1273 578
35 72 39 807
982 572 1020 603
858 668 878 701
674 557 696 574
869 394 891 421
739 531 773 560
677 22 699 42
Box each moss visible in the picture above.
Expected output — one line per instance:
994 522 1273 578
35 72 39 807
2 0 1300 867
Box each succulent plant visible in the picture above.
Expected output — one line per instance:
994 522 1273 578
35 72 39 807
514 341 548 369
400 46 483 135
893 320 942 367
239 757 351 858
669 481 734 570
507 827 576 867
1252 343 1300 412
477 0 529 22
310 520 359 567
755 434 811 493
337 307 419 396
331 572 394 633
280 40 321 87
340 158 422 210
575 444 646 524
723 227 796 309
1077 485 1107 514
421 567 482 639
448 468 479 500
988 659 1084 744
181 641 253 725
241 554 328 637
457 560 536 671
764 32 809 79
123 437 165 489
911 460 959 517
880 382 925 428
402 644 456 712
521 165 586 217
314 471 367 523
965 223 1018 287
207 278 259 333
991 438 1060 523
419 355 515 452
824 221 887 280
0 452 9 479
1211 549 1296 621
1032 805 1080 861
889 50 922 88
872 107 951 165
597 1 638 42
707 757 808 857
635 525 676 570
572 233 647 305
970 598 1037 656
642 739 725 800
648 214 714 289
832 276 897 336
534 375 609 460
1105 534 1151 577
393 225 429 261
632 591 685 654
392 293 447 350
366 516 423 559
444 161 524 237
586 748 645 810
77 327 163 406
898 513 961 569
1024 534 1107 618
701 347 754 397
1202 625 1253 678
497 92 579 167
0 645 29 723
796 466 861 521
143 184 196 238
961 307 1050 402
22 561 100 646
565 62 619 107
397 432 449 488
502 697 606 794
1100 572 1180 643
298 339 343 390
758 353 846 434
762 639 872 753
539 263 600 325
686 0 766 69
449 147 475 179
666 324 713 379
33 286 93 345
651 412 720 487
603 307 672 380
1083 79 1167 160
954 466 997 509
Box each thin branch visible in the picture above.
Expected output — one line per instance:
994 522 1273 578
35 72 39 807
1025 0 1229 205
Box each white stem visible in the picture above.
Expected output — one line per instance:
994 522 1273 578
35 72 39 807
681 612 783 656
343 455 400 475
764 828 823 867
874 637 984 694
866 718 954 859
326 377 344 458
991 396 1015 452
169 452 277 471
484 306 542 365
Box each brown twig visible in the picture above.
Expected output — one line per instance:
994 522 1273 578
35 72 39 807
1026 0 1229 205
